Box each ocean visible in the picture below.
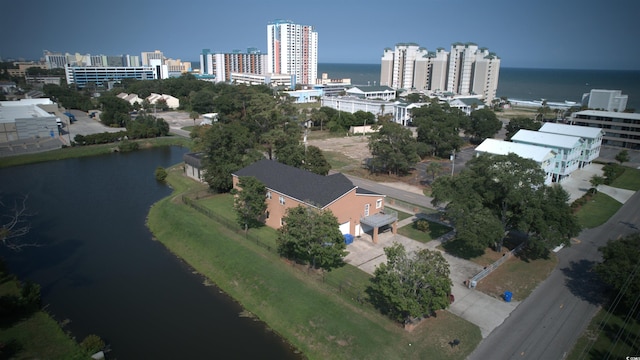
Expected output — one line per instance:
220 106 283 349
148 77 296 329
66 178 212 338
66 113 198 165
317 63 640 111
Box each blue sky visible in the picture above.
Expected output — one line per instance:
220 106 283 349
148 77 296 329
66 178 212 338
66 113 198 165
3 0 639 70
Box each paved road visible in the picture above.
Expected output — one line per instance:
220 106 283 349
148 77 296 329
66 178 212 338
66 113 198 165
468 190 640 360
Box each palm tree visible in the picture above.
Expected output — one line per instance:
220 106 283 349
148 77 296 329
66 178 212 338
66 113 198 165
190 111 200 126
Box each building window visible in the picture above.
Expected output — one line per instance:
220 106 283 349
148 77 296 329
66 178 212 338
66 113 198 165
364 204 370 216
265 211 270 219
376 199 383 209
279 196 285 205
266 191 272 199
280 218 285 226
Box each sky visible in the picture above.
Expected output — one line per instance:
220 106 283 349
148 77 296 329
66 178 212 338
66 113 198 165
3 0 639 70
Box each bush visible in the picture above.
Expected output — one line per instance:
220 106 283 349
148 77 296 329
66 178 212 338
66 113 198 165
415 219 430 232
602 163 624 185
118 139 139 152
155 167 167 182
80 334 104 354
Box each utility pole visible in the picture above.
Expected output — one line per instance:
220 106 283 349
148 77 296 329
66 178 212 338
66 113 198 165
450 150 456 176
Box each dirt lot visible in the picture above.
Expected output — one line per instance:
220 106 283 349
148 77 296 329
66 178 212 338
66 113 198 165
307 135 371 164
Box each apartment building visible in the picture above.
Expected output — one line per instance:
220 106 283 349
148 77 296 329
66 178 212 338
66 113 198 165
571 110 640 149
581 89 628 112
475 138 556 185
200 48 267 83
65 66 160 88
511 129 583 182
267 19 318 85
380 42 500 103
538 123 604 167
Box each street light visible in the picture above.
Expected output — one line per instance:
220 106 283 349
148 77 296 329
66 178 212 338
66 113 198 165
450 150 456 176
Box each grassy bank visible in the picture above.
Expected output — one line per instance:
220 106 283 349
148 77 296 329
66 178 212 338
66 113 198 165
575 192 622 229
147 166 481 359
0 136 192 168
567 307 640 360
0 272 87 359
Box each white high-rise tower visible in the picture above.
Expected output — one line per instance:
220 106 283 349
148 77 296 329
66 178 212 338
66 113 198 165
267 19 318 85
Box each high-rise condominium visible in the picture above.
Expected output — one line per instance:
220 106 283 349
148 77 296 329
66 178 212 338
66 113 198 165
380 42 500 103
267 19 318 85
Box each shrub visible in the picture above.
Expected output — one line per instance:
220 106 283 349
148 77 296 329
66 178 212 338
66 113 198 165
415 219 430 232
155 167 168 182
118 139 139 152
602 163 624 185
80 334 104 354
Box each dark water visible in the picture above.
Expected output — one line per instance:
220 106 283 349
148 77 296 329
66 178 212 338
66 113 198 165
317 63 640 111
0 147 300 359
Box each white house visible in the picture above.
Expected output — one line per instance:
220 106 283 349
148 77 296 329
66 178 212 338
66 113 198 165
447 97 486 116
117 92 143 106
511 129 583 182
321 96 394 117
475 138 556 185
346 86 396 101
393 101 428 126
538 123 604 168
146 93 179 109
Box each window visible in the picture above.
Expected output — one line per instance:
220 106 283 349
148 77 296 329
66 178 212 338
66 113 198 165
266 191 272 199
265 211 270 219
280 218 285 226
279 196 285 205
376 199 383 209
364 204 370 216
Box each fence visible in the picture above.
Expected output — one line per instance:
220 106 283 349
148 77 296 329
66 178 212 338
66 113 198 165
180 194 373 308
467 242 525 288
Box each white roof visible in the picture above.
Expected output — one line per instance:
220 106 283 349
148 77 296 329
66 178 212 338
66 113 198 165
511 129 582 149
475 139 555 163
574 109 640 121
539 123 603 139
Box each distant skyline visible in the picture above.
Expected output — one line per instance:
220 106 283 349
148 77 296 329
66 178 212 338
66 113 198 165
3 0 639 70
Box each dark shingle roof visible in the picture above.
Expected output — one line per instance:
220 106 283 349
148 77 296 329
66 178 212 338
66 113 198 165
184 152 204 167
234 159 356 208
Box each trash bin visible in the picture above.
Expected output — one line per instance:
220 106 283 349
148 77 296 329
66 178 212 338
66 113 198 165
344 234 354 245
504 291 512 302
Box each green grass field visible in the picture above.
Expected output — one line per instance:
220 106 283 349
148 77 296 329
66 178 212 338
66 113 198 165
147 167 482 360
0 273 87 359
576 192 622 229
610 167 640 191
398 220 453 243
568 307 640 360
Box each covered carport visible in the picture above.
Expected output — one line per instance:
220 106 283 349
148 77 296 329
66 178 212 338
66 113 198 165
360 208 398 244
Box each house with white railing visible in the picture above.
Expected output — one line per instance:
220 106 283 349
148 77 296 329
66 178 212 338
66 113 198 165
511 129 583 182
538 123 604 168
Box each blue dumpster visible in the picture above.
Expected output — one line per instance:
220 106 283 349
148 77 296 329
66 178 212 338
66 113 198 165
344 234 354 245
504 291 512 302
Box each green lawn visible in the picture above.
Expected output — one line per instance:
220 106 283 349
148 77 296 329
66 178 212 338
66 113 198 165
323 150 358 170
568 307 640 360
398 219 453 243
147 170 482 360
0 136 192 168
575 192 622 229
0 273 87 359
610 166 640 191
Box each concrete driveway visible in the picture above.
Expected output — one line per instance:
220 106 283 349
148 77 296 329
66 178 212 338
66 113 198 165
345 227 520 338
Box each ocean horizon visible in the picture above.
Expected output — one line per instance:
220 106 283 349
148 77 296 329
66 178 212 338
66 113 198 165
187 61 640 111
316 63 640 111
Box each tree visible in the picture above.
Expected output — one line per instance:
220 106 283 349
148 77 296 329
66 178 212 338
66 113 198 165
589 175 605 193
431 153 580 256
303 145 331 176
231 176 267 233
155 167 167 182
189 111 200 126
413 102 467 157
367 243 452 322
466 108 503 142
196 122 263 193
505 117 541 140
276 206 347 271
368 122 419 176
425 162 443 182
615 149 629 165
0 195 34 251
596 233 640 308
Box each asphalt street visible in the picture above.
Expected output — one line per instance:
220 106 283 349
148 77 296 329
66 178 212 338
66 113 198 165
468 190 640 360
